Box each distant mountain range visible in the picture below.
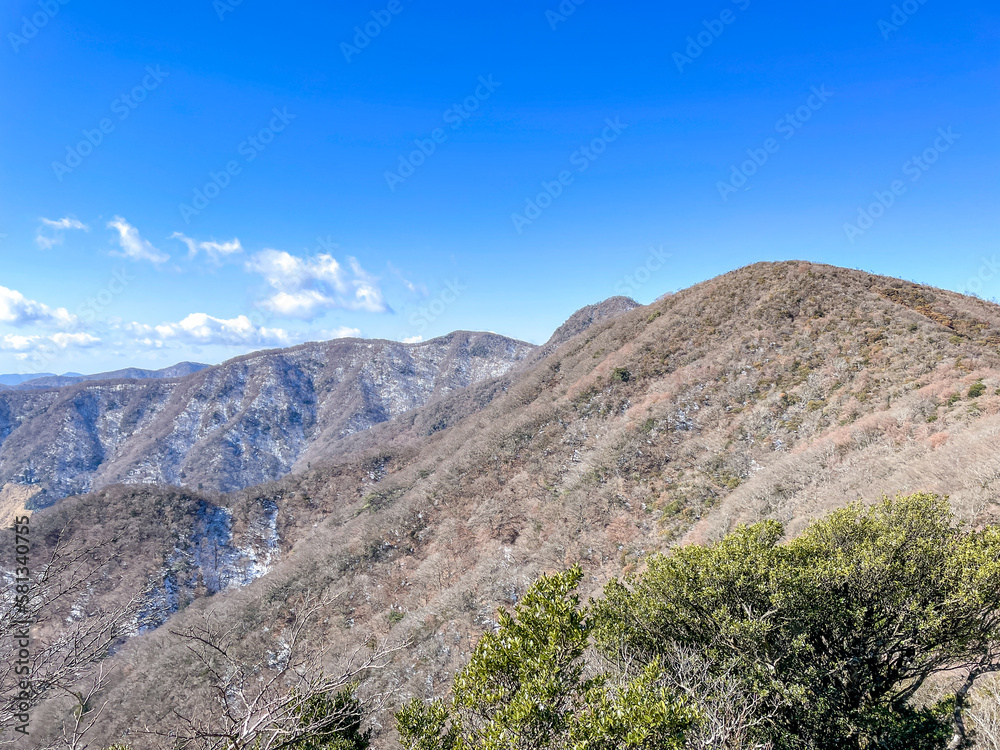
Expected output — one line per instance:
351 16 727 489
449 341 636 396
0 373 58 386
0 334 538 504
0 362 208 390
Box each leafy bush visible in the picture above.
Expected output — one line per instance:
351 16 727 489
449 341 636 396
396 567 695 749
594 493 1000 750
292 686 372 750
611 367 631 383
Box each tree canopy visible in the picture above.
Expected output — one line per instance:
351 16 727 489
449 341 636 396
401 494 1000 750
594 493 1000 749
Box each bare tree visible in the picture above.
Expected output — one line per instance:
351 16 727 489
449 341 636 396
144 591 404 750
661 646 775 750
40 664 118 750
968 675 1000 750
0 533 147 739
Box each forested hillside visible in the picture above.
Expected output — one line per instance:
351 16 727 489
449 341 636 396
7 262 1000 748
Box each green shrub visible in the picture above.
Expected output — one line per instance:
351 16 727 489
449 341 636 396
293 686 373 750
594 493 1000 750
611 367 631 383
396 567 695 750
969 382 987 398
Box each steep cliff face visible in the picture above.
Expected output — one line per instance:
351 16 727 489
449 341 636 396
137 498 281 632
0 332 535 505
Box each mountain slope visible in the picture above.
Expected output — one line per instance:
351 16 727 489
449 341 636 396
0 373 57 387
0 333 534 504
16 261 1000 747
3 362 209 390
539 295 640 353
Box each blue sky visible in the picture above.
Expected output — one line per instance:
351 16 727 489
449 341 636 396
1 0 998 374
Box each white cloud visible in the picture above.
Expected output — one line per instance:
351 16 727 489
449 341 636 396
127 313 292 348
245 250 388 320
263 290 336 319
1 332 99 354
0 286 78 329
49 332 101 349
0 334 40 351
108 217 170 265
36 217 89 250
402 335 423 344
170 232 243 262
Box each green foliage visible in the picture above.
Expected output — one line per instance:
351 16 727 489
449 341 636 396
361 487 405 513
969 381 987 398
593 493 1000 750
291 684 372 750
611 367 631 383
396 567 695 750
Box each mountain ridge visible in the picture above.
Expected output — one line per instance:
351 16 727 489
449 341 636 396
17 261 1000 747
0 332 537 504
0 361 209 390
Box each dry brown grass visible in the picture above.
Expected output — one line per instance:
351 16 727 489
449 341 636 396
0 483 39 528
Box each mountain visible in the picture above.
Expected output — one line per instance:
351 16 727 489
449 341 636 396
1 362 209 390
0 333 534 505
540 295 640 352
15 262 1000 746
0 372 56 386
